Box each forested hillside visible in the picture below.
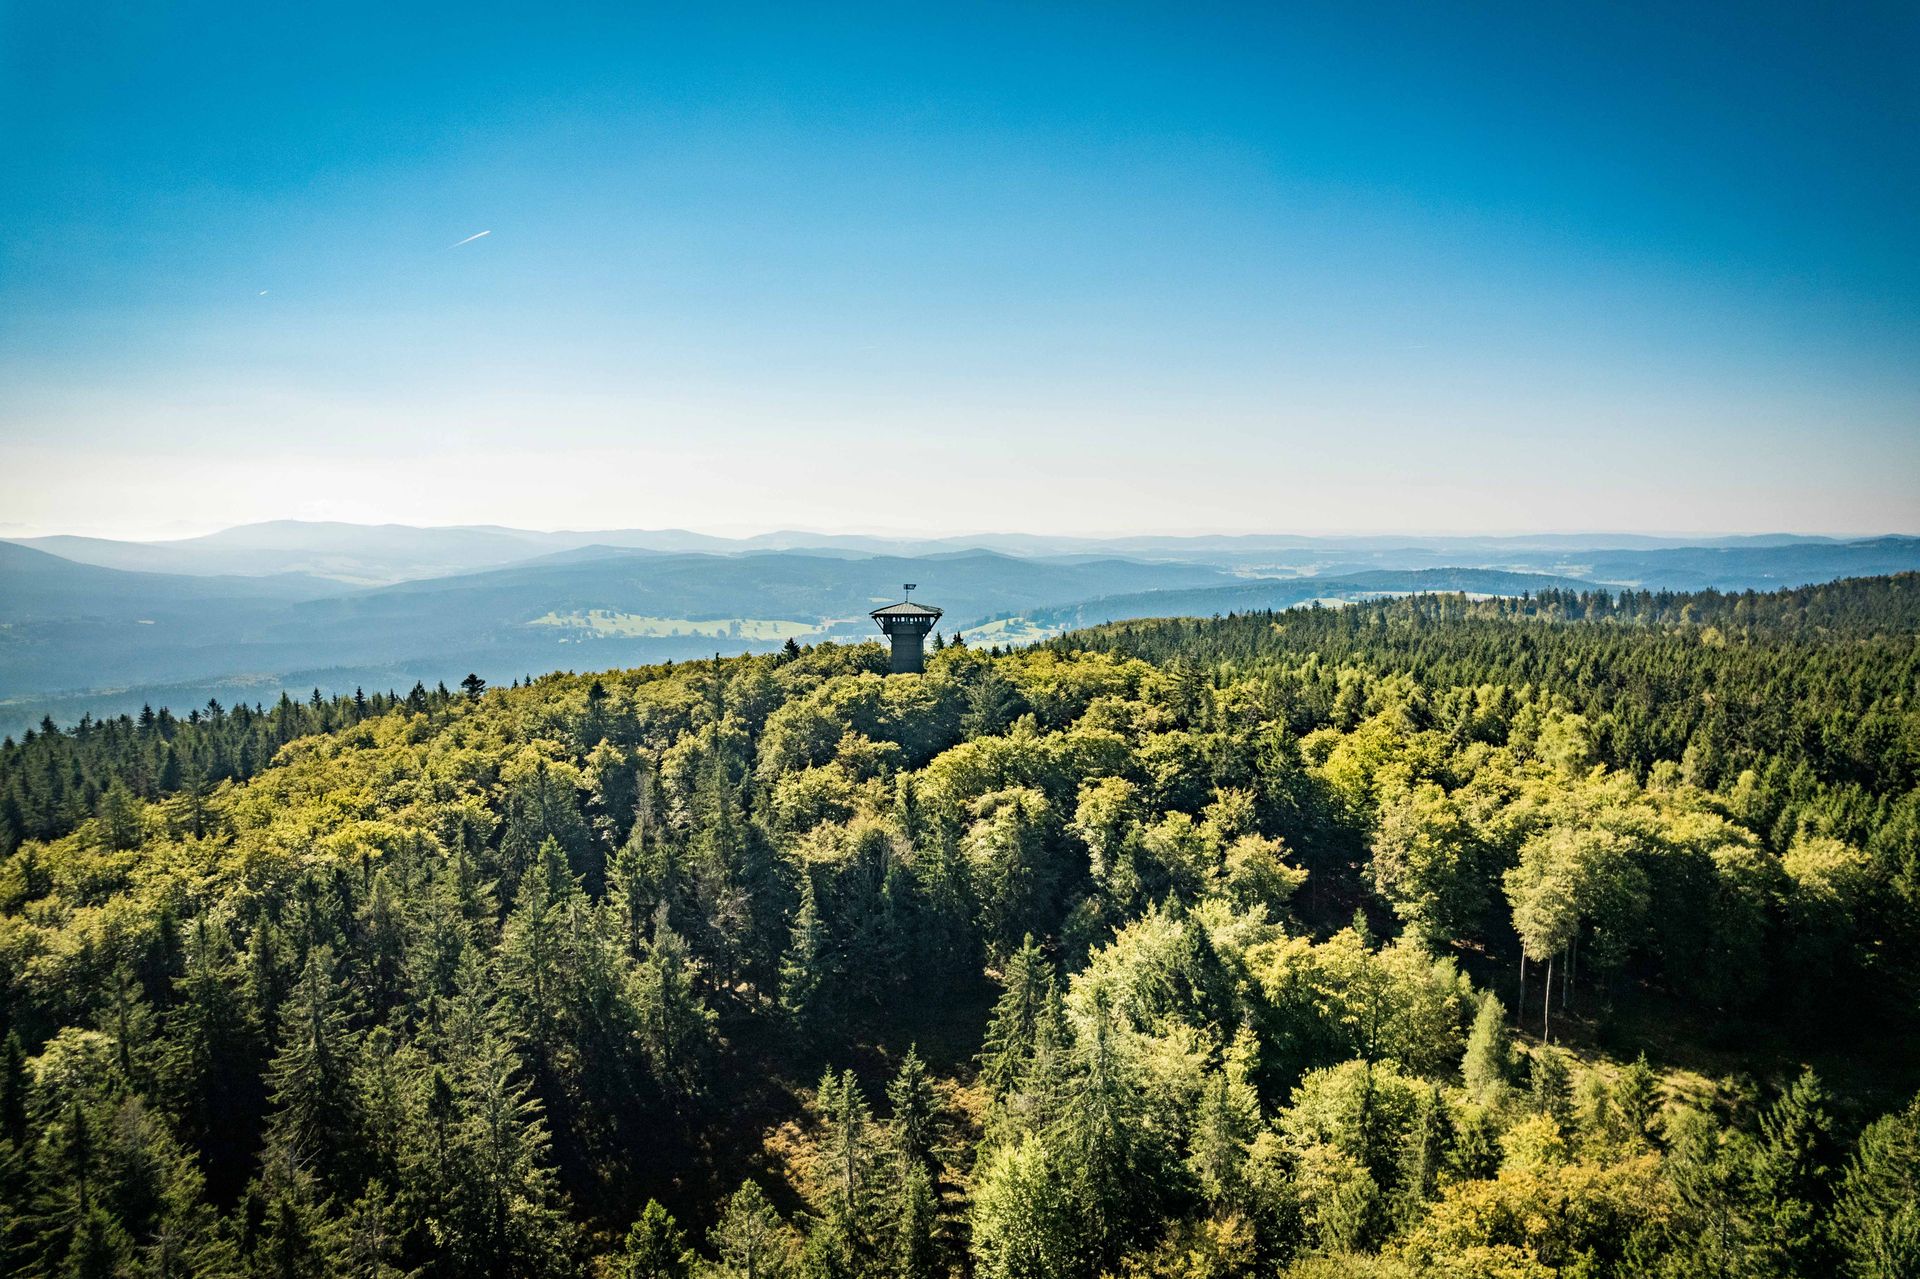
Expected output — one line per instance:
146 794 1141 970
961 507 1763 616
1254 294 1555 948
9 525 1920 741
1 577 1916 1278
0 545 1229 736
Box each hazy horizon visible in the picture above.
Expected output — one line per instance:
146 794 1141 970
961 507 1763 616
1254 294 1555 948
3 516 1917 545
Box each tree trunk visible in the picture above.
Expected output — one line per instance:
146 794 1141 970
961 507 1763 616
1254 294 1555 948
1518 954 1526 1027
1566 934 1575 1010
1543 954 1553 1041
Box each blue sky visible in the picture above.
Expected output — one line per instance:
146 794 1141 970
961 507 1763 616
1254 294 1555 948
2 1 1915 537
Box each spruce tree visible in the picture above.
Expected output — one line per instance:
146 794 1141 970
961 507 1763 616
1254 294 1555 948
499 847 567 1071
1615 1054 1660 1146
778 872 827 1038
1832 1094 1920 1279
1448 1105 1502 1181
605 828 656 960
707 1181 794 1279
977 937 1049 1097
1746 1069 1839 1279
246 1151 338 1279
886 1047 938 1178
243 917 290 1043
1461 994 1514 1105
632 907 715 1096
95 780 142 852
353 871 409 1022
1 1032 27 1150
812 1068 878 1269
968 1136 1078 1279
1663 1106 1742 1272
1187 1069 1258 1208
1527 1044 1573 1130
1069 986 1153 1271
889 1161 938 1279
1396 1084 1454 1219
100 961 156 1091
442 1046 581 1279
160 917 263 1199
334 1181 410 1279
63 1205 132 1279
264 946 363 1198
620 1200 692 1279
1011 979 1074 1140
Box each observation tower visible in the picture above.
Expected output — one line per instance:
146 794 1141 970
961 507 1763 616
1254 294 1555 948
870 585 942 674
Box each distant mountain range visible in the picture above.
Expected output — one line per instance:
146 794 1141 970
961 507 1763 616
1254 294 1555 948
14 520 1917 586
2 523 1916 736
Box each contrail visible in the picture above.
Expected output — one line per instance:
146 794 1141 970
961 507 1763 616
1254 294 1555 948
450 230 492 248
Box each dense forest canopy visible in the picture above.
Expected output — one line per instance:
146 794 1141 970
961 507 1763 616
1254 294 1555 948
1 575 1916 1278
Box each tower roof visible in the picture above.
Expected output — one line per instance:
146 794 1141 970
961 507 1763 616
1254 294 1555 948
871 600 943 620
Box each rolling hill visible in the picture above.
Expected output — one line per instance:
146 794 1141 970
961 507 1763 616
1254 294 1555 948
0 547 1228 733
966 568 1601 641
4 525 1918 738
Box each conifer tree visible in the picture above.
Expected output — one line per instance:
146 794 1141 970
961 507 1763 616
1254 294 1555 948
500 845 568 1071
1615 1053 1660 1145
352 1028 412 1191
243 1146 339 1279
95 780 142 851
335 1181 410 1279
632 906 714 1096
441 1045 581 1279
978 937 1049 1097
1 1031 28 1150
708 1181 794 1279
885 1047 938 1178
778 872 827 1038
264 946 363 1197
243 917 291 1044
1187 1069 1258 1208
620 1200 691 1279
1396 1084 1453 1219
1664 1106 1742 1273
811 1068 879 1270
100 960 157 1091
1832 1094 1920 1279
605 828 656 960
160 917 263 1198
1069 987 1153 1270
354 871 409 1022
960 670 1021 739
1527 1044 1573 1131
1460 994 1514 1105
889 1161 938 1279
64 1205 133 1279
1746 1069 1840 1278
500 767 591 898
59 1101 95 1216
969 1135 1079 1279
